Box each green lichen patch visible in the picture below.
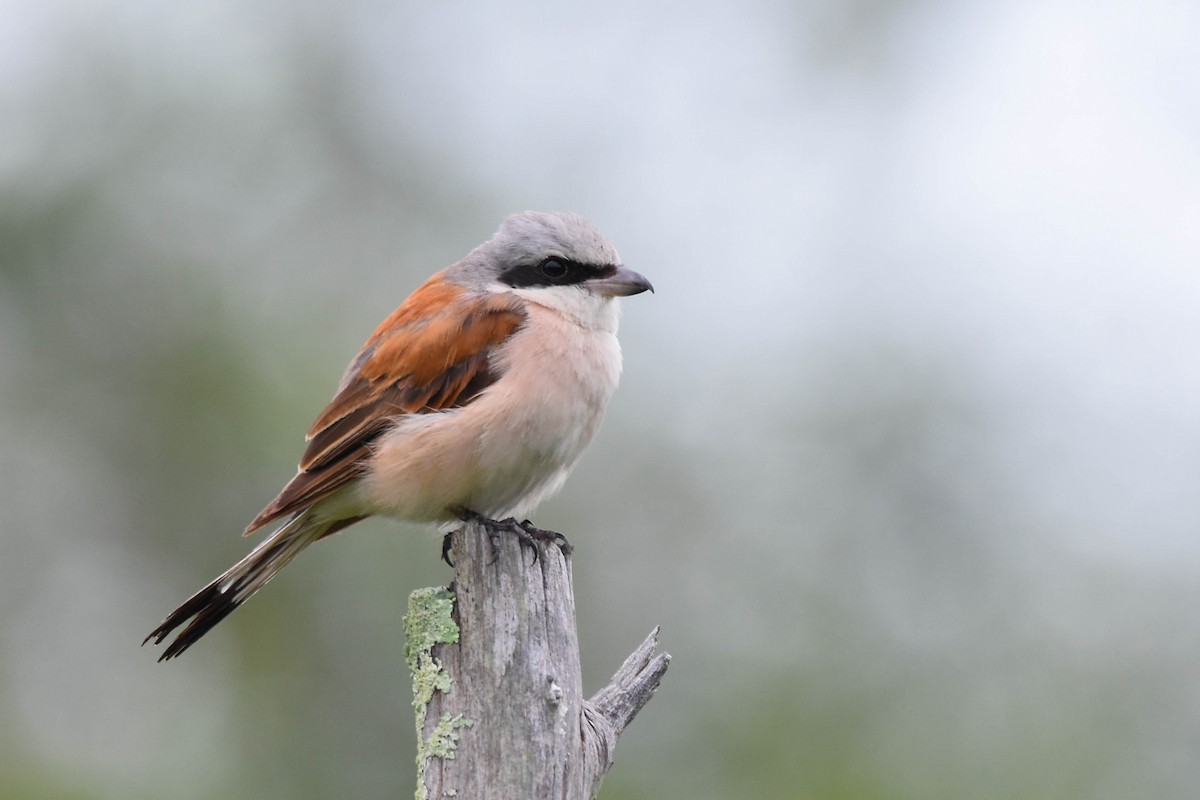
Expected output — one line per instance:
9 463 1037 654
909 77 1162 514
405 586 473 800
427 712 473 759
405 586 459 704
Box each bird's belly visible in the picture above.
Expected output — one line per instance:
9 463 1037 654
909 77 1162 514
361 319 621 525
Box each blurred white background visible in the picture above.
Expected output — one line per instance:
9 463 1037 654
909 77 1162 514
2 1 1198 798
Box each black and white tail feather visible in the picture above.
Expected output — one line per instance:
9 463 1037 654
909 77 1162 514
143 513 331 661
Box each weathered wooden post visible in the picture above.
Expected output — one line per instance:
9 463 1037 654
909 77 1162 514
405 518 670 798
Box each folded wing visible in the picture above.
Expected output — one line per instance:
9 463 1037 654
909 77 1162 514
244 274 527 535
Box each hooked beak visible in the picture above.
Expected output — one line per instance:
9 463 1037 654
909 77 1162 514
587 265 655 297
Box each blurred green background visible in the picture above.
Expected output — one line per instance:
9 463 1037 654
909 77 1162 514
3 1 1199 798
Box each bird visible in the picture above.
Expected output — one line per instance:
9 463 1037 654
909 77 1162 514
144 211 653 660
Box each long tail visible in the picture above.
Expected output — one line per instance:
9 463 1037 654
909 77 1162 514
144 513 361 661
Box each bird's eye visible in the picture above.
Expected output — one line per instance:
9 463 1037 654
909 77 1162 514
538 258 569 281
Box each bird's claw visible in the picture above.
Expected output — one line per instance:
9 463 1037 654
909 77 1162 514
453 509 572 565
518 519 573 555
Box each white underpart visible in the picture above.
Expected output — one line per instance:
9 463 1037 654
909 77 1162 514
359 288 624 526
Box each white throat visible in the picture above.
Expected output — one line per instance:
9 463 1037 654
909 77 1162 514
503 285 623 333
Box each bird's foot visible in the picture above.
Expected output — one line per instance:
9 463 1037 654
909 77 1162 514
518 519 573 556
454 509 572 565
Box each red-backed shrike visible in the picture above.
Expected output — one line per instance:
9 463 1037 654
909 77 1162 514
145 211 652 660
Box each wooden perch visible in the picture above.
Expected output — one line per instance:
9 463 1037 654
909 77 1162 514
405 519 670 799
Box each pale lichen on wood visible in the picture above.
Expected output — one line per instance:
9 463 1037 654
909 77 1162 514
405 586 474 800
